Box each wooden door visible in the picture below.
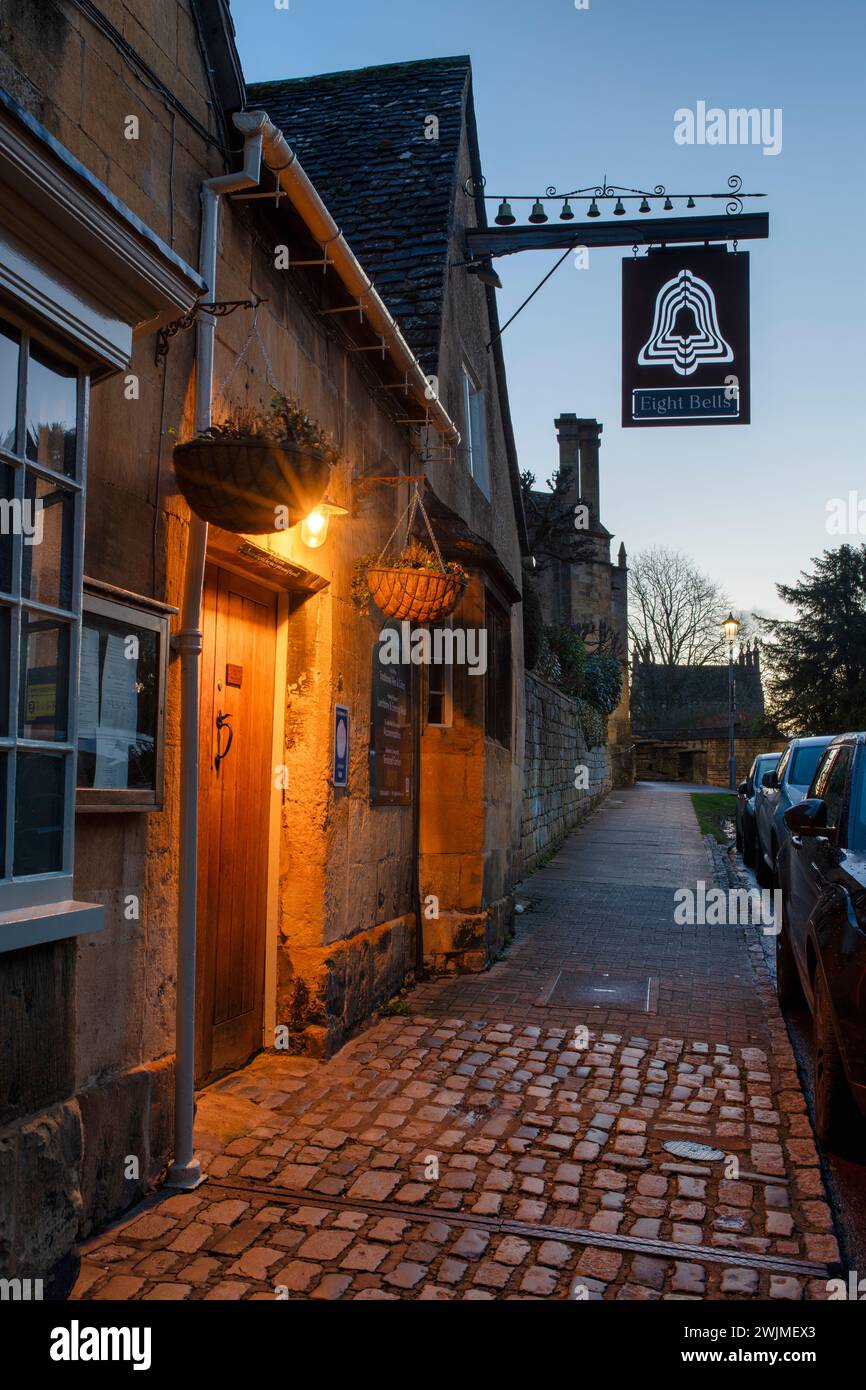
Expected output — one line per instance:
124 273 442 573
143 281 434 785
196 564 277 1084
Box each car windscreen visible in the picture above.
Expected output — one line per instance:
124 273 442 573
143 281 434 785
791 744 828 788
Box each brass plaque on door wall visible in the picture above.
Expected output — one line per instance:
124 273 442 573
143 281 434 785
226 664 244 687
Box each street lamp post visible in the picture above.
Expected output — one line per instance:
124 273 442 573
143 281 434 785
723 613 741 791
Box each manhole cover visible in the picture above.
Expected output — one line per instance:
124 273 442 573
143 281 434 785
535 971 658 1012
663 1140 726 1161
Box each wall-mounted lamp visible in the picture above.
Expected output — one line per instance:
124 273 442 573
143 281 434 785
300 496 349 549
466 258 503 290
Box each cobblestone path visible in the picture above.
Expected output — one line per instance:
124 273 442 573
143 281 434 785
72 786 841 1301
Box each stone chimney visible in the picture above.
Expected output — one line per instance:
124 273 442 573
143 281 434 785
577 418 602 530
554 413 581 509
554 415 603 529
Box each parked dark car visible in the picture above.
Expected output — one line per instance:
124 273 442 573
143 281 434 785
737 752 782 867
755 735 833 887
776 732 866 1149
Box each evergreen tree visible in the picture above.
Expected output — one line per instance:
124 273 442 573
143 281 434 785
762 544 866 734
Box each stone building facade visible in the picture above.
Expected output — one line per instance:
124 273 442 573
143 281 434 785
528 413 632 784
0 6 526 1289
631 641 780 785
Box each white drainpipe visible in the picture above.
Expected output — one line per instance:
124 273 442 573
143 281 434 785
167 112 459 1189
166 115 268 1189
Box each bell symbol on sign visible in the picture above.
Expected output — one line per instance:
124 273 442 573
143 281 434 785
638 268 733 377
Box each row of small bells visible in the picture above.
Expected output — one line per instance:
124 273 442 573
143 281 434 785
494 194 697 225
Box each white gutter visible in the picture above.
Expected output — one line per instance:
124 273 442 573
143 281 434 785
234 110 460 447
167 110 458 1188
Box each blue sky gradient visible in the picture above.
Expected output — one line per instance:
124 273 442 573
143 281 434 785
232 0 866 617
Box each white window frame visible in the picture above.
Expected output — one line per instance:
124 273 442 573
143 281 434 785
0 311 102 950
0 92 203 952
462 364 490 498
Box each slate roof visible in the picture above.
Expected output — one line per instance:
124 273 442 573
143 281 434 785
247 57 471 374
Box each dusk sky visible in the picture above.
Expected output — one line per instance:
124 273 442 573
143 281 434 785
233 0 865 620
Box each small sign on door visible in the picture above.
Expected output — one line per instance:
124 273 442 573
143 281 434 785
333 705 349 787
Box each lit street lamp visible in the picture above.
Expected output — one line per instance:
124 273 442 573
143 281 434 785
723 612 741 790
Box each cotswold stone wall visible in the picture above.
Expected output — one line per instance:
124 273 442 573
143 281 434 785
635 736 788 788
520 673 611 878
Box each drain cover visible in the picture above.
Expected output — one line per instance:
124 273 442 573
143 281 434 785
535 971 658 1013
663 1140 726 1161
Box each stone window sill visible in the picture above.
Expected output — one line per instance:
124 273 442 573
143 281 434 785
0 899 104 954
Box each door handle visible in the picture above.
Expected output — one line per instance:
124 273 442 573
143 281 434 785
215 710 234 773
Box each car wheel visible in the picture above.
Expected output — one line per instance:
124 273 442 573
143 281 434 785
743 828 756 868
775 895 805 1009
813 970 854 1151
756 843 772 887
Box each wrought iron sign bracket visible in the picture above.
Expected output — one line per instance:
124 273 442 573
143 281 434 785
464 173 767 259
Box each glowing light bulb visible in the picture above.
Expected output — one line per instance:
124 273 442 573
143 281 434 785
300 508 328 548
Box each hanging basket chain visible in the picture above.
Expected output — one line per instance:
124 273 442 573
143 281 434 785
217 305 282 401
376 484 446 573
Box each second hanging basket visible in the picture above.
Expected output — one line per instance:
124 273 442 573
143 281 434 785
362 488 468 622
365 562 466 623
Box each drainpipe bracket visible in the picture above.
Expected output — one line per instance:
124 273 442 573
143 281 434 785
172 630 203 656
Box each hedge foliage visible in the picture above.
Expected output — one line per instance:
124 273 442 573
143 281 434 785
583 652 623 717
524 610 621 746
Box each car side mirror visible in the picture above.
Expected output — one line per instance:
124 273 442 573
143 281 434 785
761 771 777 788
784 798 835 840
737 781 749 796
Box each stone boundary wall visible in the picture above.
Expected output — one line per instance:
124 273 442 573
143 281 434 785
520 673 611 878
636 736 788 788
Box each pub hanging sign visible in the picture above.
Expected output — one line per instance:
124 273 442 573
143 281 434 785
622 246 750 427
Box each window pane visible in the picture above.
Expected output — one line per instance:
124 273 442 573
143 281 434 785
0 752 6 876
0 463 15 593
26 343 77 476
792 743 826 788
823 750 851 831
469 391 490 496
77 614 158 791
0 605 9 736
18 615 70 742
13 750 65 875
22 473 75 609
0 320 20 454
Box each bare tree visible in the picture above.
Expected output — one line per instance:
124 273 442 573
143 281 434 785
628 547 732 668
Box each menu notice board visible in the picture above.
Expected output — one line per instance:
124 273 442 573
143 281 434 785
370 631 412 807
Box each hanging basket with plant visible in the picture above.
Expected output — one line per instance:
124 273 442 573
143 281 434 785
172 311 339 534
353 487 468 623
173 393 338 535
